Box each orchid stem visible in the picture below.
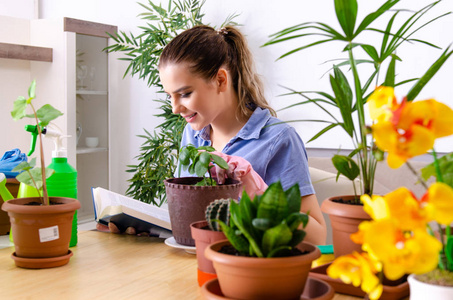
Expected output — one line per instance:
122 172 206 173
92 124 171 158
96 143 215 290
405 162 429 190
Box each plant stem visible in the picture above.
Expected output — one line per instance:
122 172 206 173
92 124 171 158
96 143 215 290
30 103 49 205
405 161 429 190
348 45 370 195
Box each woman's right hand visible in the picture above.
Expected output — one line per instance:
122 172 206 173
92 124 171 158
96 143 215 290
209 151 267 198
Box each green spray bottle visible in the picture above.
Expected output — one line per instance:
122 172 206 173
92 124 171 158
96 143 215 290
44 124 79 247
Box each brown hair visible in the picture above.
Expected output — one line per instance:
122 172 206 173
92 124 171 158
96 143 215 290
158 25 276 119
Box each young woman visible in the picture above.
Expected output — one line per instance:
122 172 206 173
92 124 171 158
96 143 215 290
157 25 326 245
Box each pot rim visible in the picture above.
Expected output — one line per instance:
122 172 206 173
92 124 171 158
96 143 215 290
164 177 242 190
205 239 321 267
321 195 370 219
2 197 81 214
408 273 453 289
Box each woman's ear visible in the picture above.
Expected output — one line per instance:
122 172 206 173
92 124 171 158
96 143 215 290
216 68 228 92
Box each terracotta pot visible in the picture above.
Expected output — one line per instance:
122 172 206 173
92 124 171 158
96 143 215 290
205 239 321 300
321 195 370 257
164 177 241 246
408 273 453 300
2 197 80 266
190 220 226 286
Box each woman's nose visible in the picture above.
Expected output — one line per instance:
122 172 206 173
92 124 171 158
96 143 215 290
171 98 183 114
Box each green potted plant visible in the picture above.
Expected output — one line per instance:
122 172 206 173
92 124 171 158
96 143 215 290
105 0 238 206
164 144 242 246
263 0 453 257
1 80 80 269
204 182 321 300
190 198 231 287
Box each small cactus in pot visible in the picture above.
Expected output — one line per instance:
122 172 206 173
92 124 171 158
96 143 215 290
205 198 232 231
191 198 234 286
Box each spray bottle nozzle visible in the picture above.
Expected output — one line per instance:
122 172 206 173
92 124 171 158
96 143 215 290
25 124 41 156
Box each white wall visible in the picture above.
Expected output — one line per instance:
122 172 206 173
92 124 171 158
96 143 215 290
2 0 453 195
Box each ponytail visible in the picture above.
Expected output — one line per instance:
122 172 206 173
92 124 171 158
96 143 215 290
159 25 276 119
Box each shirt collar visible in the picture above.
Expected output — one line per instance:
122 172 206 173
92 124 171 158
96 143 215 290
194 107 271 142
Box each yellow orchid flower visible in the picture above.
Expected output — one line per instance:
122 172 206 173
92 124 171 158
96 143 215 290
422 182 453 225
356 219 442 281
372 120 435 169
384 187 429 231
369 87 453 168
327 251 383 300
399 99 453 139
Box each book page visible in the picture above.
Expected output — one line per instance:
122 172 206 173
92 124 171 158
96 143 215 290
92 187 171 229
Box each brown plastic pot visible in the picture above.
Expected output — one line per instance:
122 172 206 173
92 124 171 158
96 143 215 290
190 220 226 286
164 177 241 246
321 195 371 257
2 197 80 266
205 239 321 300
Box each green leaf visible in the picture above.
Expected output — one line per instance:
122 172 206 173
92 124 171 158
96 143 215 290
36 104 63 126
355 0 399 37
446 235 453 269
210 153 229 170
407 46 453 101
332 154 360 181
28 79 37 99
262 222 292 257
217 220 249 254
194 159 208 177
257 182 288 224
11 97 27 121
421 153 453 188
334 0 357 40
285 183 301 214
179 147 190 166
288 229 306 248
329 66 354 137
383 54 397 87
12 158 36 172
286 212 309 231
252 218 272 231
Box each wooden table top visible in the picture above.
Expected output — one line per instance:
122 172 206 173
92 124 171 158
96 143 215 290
0 230 360 300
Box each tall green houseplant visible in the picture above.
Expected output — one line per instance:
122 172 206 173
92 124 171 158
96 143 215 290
264 0 453 198
105 0 237 206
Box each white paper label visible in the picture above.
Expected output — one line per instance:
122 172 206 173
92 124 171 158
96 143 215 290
39 226 60 243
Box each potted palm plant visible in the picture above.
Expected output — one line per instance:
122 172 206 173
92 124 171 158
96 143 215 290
264 0 453 257
164 144 241 246
204 182 321 300
1 80 80 269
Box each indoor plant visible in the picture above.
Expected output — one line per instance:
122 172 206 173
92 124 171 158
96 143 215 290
326 87 453 299
164 145 241 246
190 198 230 286
204 182 321 300
2 80 80 268
105 0 237 206
264 0 453 256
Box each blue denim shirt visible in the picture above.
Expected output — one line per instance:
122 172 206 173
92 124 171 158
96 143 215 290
178 107 315 196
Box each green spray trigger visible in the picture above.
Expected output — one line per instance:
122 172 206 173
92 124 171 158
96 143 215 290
25 124 40 156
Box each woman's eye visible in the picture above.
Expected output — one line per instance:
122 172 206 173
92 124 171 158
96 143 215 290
181 92 192 98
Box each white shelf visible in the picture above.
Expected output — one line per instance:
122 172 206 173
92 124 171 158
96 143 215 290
76 147 108 154
76 90 107 95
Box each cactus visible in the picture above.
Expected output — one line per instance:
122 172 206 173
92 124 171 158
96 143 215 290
205 198 232 231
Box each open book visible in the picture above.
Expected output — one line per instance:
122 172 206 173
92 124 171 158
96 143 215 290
91 187 172 238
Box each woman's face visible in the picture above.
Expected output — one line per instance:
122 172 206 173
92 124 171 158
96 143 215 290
159 63 227 131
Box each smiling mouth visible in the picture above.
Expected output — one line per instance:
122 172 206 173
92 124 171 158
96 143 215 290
184 113 197 121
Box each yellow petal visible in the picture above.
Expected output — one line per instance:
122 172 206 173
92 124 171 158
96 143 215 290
361 194 389 220
425 182 453 225
368 86 396 121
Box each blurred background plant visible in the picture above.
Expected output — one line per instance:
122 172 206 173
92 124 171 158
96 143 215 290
105 0 237 206
264 0 452 198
